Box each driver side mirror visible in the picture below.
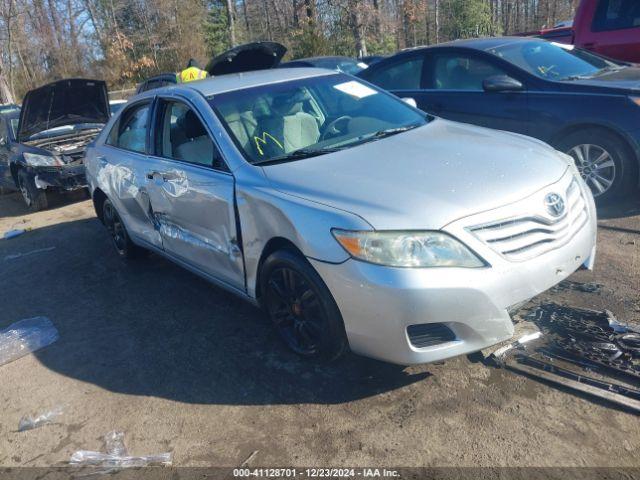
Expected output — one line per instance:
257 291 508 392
402 97 418 108
483 75 524 93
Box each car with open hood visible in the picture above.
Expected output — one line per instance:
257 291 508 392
5 78 109 210
135 42 287 95
84 68 597 365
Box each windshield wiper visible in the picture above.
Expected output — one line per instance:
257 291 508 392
370 124 421 139
562 65 624 81
253 146 344 165
560 74 594 81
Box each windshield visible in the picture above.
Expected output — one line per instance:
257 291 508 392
210 74 427 164
487 41 621 81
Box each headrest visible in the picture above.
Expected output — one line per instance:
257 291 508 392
271 89 309 116
252 97 272 118
183 110 207 139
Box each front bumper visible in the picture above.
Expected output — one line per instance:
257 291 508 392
311 171 597 365
32 164 87 191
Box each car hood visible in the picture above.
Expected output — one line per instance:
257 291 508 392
206 42 286 76
568 66 640 92
18 78 109 142
262 119 570 230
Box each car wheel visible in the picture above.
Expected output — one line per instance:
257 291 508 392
260 249 348 361
17 169 48 211
102 198 145 259
557 129 636 202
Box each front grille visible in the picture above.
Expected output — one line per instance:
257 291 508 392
407 323 456 348
469 179 588 262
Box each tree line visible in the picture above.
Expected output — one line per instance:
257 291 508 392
0 0 578 102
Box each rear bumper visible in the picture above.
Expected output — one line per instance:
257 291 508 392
32 165 87 191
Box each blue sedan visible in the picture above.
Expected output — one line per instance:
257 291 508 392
358 37 640 202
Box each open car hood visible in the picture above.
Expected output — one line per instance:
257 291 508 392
18 78 109 142
206 42 286 76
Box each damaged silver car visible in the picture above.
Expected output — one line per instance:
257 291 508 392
5 79 109 210
85 68 597 365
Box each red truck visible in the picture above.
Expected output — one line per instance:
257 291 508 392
529 0 640 63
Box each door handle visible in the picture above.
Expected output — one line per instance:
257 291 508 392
146 170 180 181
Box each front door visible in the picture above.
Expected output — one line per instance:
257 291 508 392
419 51 530 135
583 0 640 63
145 98 244 290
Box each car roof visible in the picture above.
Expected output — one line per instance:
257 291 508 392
289 56 355 63
160 67 338 97
402 36 546 53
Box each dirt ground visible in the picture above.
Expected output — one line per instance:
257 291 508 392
0 190 638 469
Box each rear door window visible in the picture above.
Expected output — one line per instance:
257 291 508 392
107 102 151 153
593 0 640 31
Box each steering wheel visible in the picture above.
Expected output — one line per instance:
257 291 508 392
321 115 352 141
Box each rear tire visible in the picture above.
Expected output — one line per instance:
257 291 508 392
102 198 146 260
555 128 636 203
260 249 348 361
17 169 48 211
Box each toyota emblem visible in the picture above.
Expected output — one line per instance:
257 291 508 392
544 193 565 217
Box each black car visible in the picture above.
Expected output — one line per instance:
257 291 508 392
0 108 20 194
359 37 640 201
0 78 109 210
279 56 367 75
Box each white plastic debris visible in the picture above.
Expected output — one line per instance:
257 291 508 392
0 317 59 367
3 228 30 239
18 406 63 432
70 431 172 470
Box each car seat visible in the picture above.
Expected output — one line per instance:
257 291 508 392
174 110 214 164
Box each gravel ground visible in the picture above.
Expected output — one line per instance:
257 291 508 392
0 191 638 469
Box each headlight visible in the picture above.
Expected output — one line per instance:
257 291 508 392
332 229 485 268
23 152 63 167
629 96 640 108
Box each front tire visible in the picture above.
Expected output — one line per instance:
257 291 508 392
260 249 348 361
556 128 636 202
17 169 48 211
102 199 145 260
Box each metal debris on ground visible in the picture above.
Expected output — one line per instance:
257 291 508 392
240 450 260 467
70 430 172 472
550 280 603 294
18 406 63 432
493 304 640 413
0 317 59 367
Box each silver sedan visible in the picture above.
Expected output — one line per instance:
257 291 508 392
85 68 597 365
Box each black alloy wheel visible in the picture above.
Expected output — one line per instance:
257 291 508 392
261 249 348 360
